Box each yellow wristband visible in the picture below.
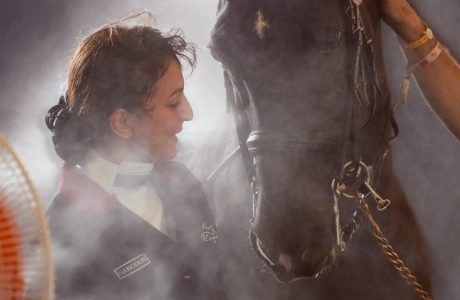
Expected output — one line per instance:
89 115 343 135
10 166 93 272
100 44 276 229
405 26 434 49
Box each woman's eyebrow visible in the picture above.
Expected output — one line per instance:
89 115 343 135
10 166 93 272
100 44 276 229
167 87 184 98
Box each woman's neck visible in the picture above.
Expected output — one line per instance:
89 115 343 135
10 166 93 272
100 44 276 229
93 140 153 164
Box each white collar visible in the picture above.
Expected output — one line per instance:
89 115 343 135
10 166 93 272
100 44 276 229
81 149 154 194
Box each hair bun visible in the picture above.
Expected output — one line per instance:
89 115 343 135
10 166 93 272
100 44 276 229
45 96 68 131
45 96 91 164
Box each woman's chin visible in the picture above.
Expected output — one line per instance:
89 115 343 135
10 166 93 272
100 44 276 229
153 147 177 162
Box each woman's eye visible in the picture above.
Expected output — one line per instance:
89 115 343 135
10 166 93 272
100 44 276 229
169 101 180 108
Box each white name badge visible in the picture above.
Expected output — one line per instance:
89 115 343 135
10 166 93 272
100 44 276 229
113 253 151 280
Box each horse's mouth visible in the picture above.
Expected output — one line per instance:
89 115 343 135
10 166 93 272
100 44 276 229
250 229 338 282
273 248 337 283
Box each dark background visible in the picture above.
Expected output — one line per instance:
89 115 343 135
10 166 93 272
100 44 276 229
0 1 459 298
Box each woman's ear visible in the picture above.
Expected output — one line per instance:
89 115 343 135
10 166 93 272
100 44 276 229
108 108 135 139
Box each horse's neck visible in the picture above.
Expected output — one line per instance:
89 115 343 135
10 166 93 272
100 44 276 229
187 113 238 183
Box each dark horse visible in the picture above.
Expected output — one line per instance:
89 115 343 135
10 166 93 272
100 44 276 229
190 0 432 299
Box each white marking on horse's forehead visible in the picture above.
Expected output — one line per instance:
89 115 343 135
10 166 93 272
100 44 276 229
254 8 270 40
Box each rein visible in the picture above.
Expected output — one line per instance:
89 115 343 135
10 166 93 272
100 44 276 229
207 0 431 298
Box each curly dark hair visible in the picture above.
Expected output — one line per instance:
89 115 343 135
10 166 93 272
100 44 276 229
46 12 196 164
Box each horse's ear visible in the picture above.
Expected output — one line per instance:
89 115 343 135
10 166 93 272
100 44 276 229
218 0 227 11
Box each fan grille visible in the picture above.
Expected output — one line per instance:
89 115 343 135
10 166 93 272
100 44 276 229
0 134 53 300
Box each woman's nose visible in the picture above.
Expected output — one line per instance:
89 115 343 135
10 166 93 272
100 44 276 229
180 96 193 121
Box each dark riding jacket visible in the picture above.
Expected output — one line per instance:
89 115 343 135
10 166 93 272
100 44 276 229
47 161 225 300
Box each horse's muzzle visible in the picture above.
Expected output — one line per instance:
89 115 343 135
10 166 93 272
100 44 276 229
249 228 336 282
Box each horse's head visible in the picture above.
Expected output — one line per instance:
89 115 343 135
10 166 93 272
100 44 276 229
210 0 392 282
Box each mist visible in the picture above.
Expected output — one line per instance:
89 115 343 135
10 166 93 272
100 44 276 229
1 0 460 299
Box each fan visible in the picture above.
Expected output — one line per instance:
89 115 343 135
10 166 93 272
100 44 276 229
0 134 53 300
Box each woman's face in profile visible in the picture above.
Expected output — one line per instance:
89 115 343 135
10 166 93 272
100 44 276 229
130 59 193 161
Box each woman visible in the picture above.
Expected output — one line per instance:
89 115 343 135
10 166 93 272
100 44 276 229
45 14 225 300
379 0 460 140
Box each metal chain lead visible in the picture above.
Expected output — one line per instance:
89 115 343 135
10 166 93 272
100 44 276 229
334 160 431 299
359 196 432 300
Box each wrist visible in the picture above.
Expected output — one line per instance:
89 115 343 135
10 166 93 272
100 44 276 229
404 38 439 65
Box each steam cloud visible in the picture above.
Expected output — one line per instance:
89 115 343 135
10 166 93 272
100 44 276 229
0 0 459 299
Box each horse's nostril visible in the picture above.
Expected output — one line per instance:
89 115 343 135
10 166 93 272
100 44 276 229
278 253 293 272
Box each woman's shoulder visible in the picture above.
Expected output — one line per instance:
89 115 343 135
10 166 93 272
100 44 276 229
46 193 73 221
46 193 85 247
